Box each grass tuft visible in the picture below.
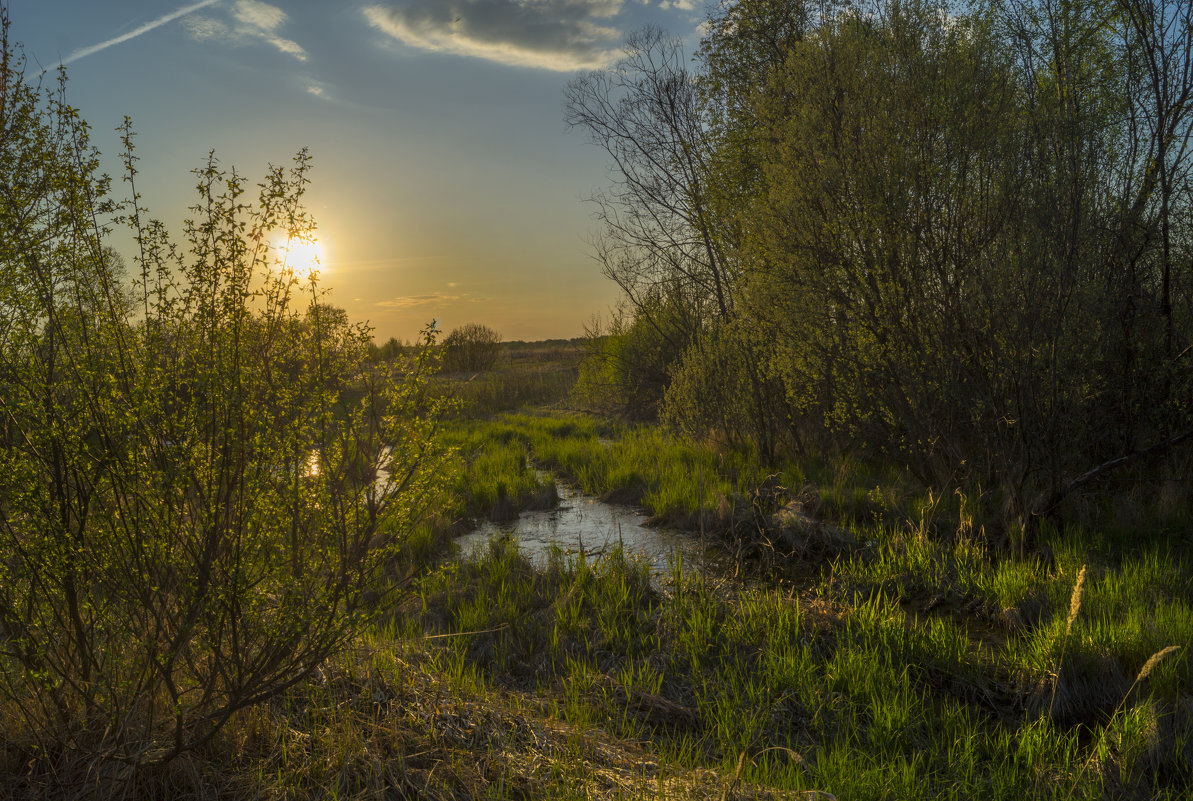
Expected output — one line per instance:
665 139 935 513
1050 564 1087 719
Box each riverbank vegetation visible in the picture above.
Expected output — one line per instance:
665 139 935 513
2 0 1192 798
568 0 1193 533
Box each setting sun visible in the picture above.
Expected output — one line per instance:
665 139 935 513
275 233 323 278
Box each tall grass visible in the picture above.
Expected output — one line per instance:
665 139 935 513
11 408 1189 799
404 411 1193 799
433 340 583 416
396 520 1192 800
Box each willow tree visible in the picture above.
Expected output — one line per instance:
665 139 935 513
732 2 1025 483
732 0 1193 518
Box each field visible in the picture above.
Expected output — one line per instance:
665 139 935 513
9 0 1193 794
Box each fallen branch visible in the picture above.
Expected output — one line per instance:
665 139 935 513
1035 424 1193 518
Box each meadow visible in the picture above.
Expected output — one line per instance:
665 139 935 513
23 342 1182 801
7 0 1193 793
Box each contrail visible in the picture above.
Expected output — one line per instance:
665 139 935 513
48 0 220 70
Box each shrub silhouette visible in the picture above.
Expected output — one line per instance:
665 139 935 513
442 322 502 372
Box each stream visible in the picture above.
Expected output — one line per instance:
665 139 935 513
454 480 711 577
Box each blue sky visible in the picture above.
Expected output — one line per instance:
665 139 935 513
12 0 706 341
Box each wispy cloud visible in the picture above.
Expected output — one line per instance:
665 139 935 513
44 0 219 72
187 0 307 61
375 293 462 309
364 0 627 72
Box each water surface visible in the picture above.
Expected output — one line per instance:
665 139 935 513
455 482 708 576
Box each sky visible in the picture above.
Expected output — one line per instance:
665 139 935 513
11 0 707 342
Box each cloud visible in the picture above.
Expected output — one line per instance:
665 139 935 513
187 0 307 61
233 0 287 31
375 293 462 309
184 15 231 41
659 0 695 9
364 1 627 72
45 0 219 72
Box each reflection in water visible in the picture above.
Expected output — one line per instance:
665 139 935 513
455 482 707 576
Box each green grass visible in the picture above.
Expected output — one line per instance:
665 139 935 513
443 411 931 539
7 405 1191 800
396 411 1193 799
451 412 793 528
247 403 1193 801
389 517 1191 800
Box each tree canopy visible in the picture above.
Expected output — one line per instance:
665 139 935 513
570 0 1193 529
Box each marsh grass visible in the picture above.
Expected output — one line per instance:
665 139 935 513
381 519 1191 800
8 408 1191 799
434 340 583 416
455 412 786 531
433 413 1192 795
451 413 941 548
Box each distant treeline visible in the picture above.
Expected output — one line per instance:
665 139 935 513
369 332 585 364
568 0 1193 530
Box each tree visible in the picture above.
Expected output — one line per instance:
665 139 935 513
441 322 501 372
565 27 732 398
369 335 407 362
572 0 1192 526
722 0 1192 518
0 17 448 772
735 1 1034 481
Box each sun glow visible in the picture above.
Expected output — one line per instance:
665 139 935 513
275 232 324 278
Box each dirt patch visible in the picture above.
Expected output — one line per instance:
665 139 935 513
598 486 644 506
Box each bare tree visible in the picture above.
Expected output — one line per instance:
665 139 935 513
566 28 733 326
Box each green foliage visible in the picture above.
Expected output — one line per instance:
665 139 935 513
0 33 447 771
573 296 696 420
738 1 1038 486
661 320 790 455
574 0 1193 525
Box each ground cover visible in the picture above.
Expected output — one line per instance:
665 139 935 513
370 410 1193 799
7 389 1190 799
390 503 1192 800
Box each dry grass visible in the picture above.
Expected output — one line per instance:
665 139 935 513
1049 565 1087 719
1 635 832 801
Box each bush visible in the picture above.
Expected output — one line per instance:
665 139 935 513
441 322 502 372
661 323 793 461
572 297 695 421
0 31 448 773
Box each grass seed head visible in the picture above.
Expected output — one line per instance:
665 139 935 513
1135 645 1180 684
1066 565 1086 634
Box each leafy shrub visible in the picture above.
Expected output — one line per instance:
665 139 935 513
573 298 694 421
0 34 447 772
